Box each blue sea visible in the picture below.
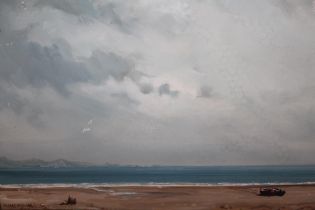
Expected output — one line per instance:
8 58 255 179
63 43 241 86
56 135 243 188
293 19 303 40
1 165 315 186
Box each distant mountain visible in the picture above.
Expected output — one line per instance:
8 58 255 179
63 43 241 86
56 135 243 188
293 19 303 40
0 157 90 168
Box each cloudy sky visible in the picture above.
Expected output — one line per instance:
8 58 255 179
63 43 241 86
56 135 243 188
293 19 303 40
0 0 315 165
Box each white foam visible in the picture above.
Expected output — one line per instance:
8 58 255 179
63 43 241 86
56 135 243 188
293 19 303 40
110 192 137 196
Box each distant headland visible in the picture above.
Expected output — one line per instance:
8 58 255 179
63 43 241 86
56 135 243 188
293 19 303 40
0 156 90 168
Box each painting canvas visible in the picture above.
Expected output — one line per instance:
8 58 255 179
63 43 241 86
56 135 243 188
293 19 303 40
0 0 315 209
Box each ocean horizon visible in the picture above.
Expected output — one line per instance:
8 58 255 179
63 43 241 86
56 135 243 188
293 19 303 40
1 165 315 186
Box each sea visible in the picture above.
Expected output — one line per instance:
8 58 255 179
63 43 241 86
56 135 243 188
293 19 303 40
0 165 315 187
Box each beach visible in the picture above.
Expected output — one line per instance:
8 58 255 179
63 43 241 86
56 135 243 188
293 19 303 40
0 185 315 210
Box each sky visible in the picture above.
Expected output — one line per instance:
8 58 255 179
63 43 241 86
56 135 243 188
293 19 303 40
0 0 315 165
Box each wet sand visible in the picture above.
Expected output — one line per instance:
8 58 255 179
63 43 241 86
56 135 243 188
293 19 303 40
1 185 315 210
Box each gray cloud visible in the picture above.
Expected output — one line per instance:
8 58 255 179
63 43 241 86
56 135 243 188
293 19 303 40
0 86 25 114
110 92 139 105
0 84 44 127
197 86 213 98
0 0 21 8
158 83 179 98
0 41 90 96
96 2 137 33
139 83 154 94
34 0 96 17
272 0 315 15
87 51 134 82
33 0 136 32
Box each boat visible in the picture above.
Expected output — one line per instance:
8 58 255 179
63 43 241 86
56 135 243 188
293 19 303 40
259 187 286 196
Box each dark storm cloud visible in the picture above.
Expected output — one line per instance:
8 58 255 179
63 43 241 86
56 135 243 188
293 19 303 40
0 11 139 97
0 39 143 129
0 41 89 96
87 50 150 89
158 83 179 97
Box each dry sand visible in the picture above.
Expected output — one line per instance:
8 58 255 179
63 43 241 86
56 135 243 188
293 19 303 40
0 185 315 210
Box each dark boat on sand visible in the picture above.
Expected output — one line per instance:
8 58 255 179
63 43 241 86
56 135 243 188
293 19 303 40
259 188 286 196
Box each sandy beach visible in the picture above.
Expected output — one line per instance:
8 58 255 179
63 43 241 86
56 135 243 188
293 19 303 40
0 185 315 210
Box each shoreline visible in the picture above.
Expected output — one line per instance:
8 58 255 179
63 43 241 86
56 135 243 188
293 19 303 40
1 182 315 189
